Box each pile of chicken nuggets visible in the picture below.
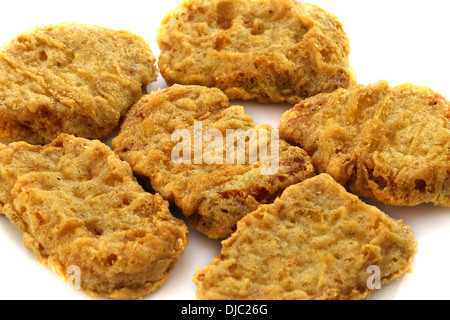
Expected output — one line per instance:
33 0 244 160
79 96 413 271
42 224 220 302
0 0 448 300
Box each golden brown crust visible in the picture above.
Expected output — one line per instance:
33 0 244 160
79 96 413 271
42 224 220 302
193 174 418 300
112 84 315 239
279 80 450 207
0 134 188 299
157 0 355 103
0 22 158 144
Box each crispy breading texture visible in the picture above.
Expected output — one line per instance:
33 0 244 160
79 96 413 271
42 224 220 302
0 22 158 144
0 134 188 299
193 174 418 300
112 84 315 239
279 80 450 207
157 0 355 103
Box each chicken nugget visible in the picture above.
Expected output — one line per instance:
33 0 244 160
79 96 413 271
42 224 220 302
193 174 418 300
0 134 188 299
0 22 158 144
112 84 315 239
157 0 355 104
279 80 450 207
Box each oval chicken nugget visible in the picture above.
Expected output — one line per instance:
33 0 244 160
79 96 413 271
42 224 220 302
279 80 450 207
193 174 418 300
0 134 188 299
0 22 158 144
157 0 356 103
112 84 315 239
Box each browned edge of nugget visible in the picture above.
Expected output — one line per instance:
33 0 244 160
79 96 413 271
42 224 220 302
279 80 450 207
0 22 158 144
193 174 418 300
0 134 188 299
112 84 316 239
157 0 356 104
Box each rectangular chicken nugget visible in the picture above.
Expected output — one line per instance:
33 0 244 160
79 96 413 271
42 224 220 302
0 134 188 299
193 174 418 300
279 80 450 207
157 0 355 103
112 84 316 239
0 22 158 144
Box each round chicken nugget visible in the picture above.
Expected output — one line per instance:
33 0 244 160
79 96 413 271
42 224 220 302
0 134 188 299
279 80 450 207
157 0 356 103
193 174 418 300
0 22 158 144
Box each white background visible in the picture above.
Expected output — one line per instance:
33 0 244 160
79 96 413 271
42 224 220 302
0 0 449 300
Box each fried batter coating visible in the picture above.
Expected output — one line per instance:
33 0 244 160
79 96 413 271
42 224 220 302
279 80 450 207
0 23 158 144
112 84 315 239
0 134 188 299
157 0 355 104
193 174 418 300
